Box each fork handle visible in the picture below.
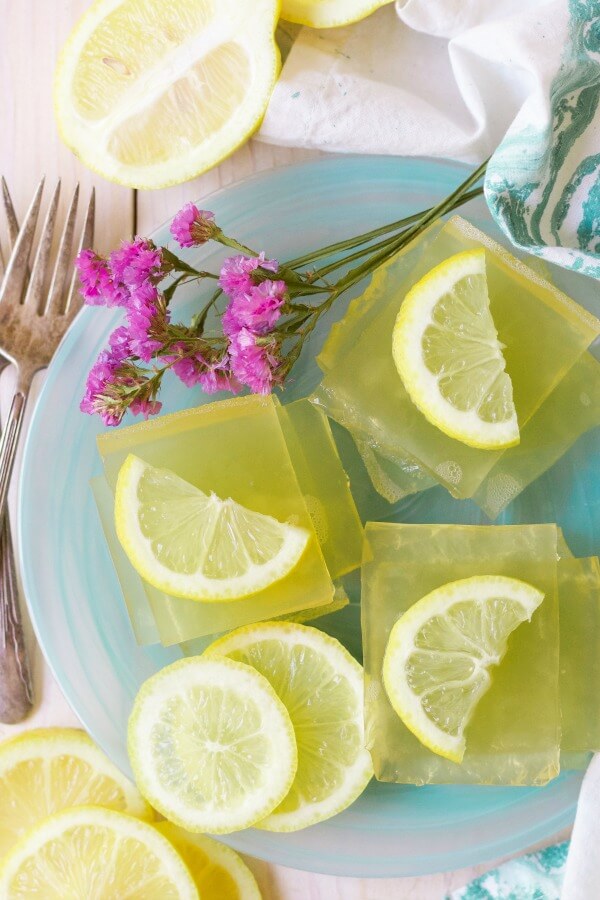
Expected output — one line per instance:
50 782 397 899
0 391 27 523
0 515 33 722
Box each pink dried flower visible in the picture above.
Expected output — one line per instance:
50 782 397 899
228 328 282 395
80 327 135 425
222 279 286 337
218 252 279 297
129 397 163 419
75 249 128 307
110 238 166 290
199 355 240 395
127 283 170 362
170 204 216 247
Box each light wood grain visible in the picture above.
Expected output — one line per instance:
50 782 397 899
0 2 568 897
0 0 133 253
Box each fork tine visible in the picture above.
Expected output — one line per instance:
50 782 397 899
24 180 61 313
0 178 45 306
65 188 95 316
45 184 79 315
1 178 20 247
0 177 20 282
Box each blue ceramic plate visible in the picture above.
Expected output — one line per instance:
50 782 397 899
18 157 599 877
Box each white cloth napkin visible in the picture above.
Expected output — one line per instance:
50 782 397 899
260 0 568 164
562 755 600 899
261 0 600 277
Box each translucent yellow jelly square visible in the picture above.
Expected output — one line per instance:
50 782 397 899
91 476 159 646
275 398 363 578
97 395 334 645
559 554 600 754
474 353 600 518
362 523 560 786
314 216 600 499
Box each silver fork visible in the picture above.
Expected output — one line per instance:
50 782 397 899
0 179 33 722
0 179 94 721
0 178 95 524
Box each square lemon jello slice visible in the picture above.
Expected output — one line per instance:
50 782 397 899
96 396 361 645
473 352 600 519
314 216 600 500
559 553 600 756
362 523 560 786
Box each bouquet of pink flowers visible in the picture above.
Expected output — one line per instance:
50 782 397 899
77 162 486 425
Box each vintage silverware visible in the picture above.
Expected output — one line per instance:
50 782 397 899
0 178 94 522
0 177 94 721
0 178 33 722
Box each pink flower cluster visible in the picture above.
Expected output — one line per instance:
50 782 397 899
219 254 286 394
170 203 216 248
76 238 167 308
80 326 162 426
165 342 238 395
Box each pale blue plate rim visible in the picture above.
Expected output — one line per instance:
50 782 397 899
17 155 583 878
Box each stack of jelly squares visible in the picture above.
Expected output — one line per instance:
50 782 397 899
361 522 600 787
313 215 600 517
93 394 363 648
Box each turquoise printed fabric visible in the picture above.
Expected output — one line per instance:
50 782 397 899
485 0 600 278
448 841 569 900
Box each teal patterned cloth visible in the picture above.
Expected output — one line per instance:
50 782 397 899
448 841 569 900
485 0 600 278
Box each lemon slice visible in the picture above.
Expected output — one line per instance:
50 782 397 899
383 575 544 763
392 249 519 450
206 622 373 831
281 0 393 27
157 823 262 899
0 728 151 858
128 656 297 833
54 0 280 189
115 454 309 601
0 806 197 899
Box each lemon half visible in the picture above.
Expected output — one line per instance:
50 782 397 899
55 0 280 188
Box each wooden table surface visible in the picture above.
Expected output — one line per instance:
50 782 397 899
0 2 567 897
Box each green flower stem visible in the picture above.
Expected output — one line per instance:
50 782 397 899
306 185 484 281
161 247 208 276
214 231 309 286
331 160 489 296
283 186 484 271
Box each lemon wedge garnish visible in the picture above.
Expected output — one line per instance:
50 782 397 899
393 249 520 450
383 575 544 762
115 455 309 602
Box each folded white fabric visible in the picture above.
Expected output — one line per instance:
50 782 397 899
261 0 600 277
260 0 568 164
562 755 600 900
